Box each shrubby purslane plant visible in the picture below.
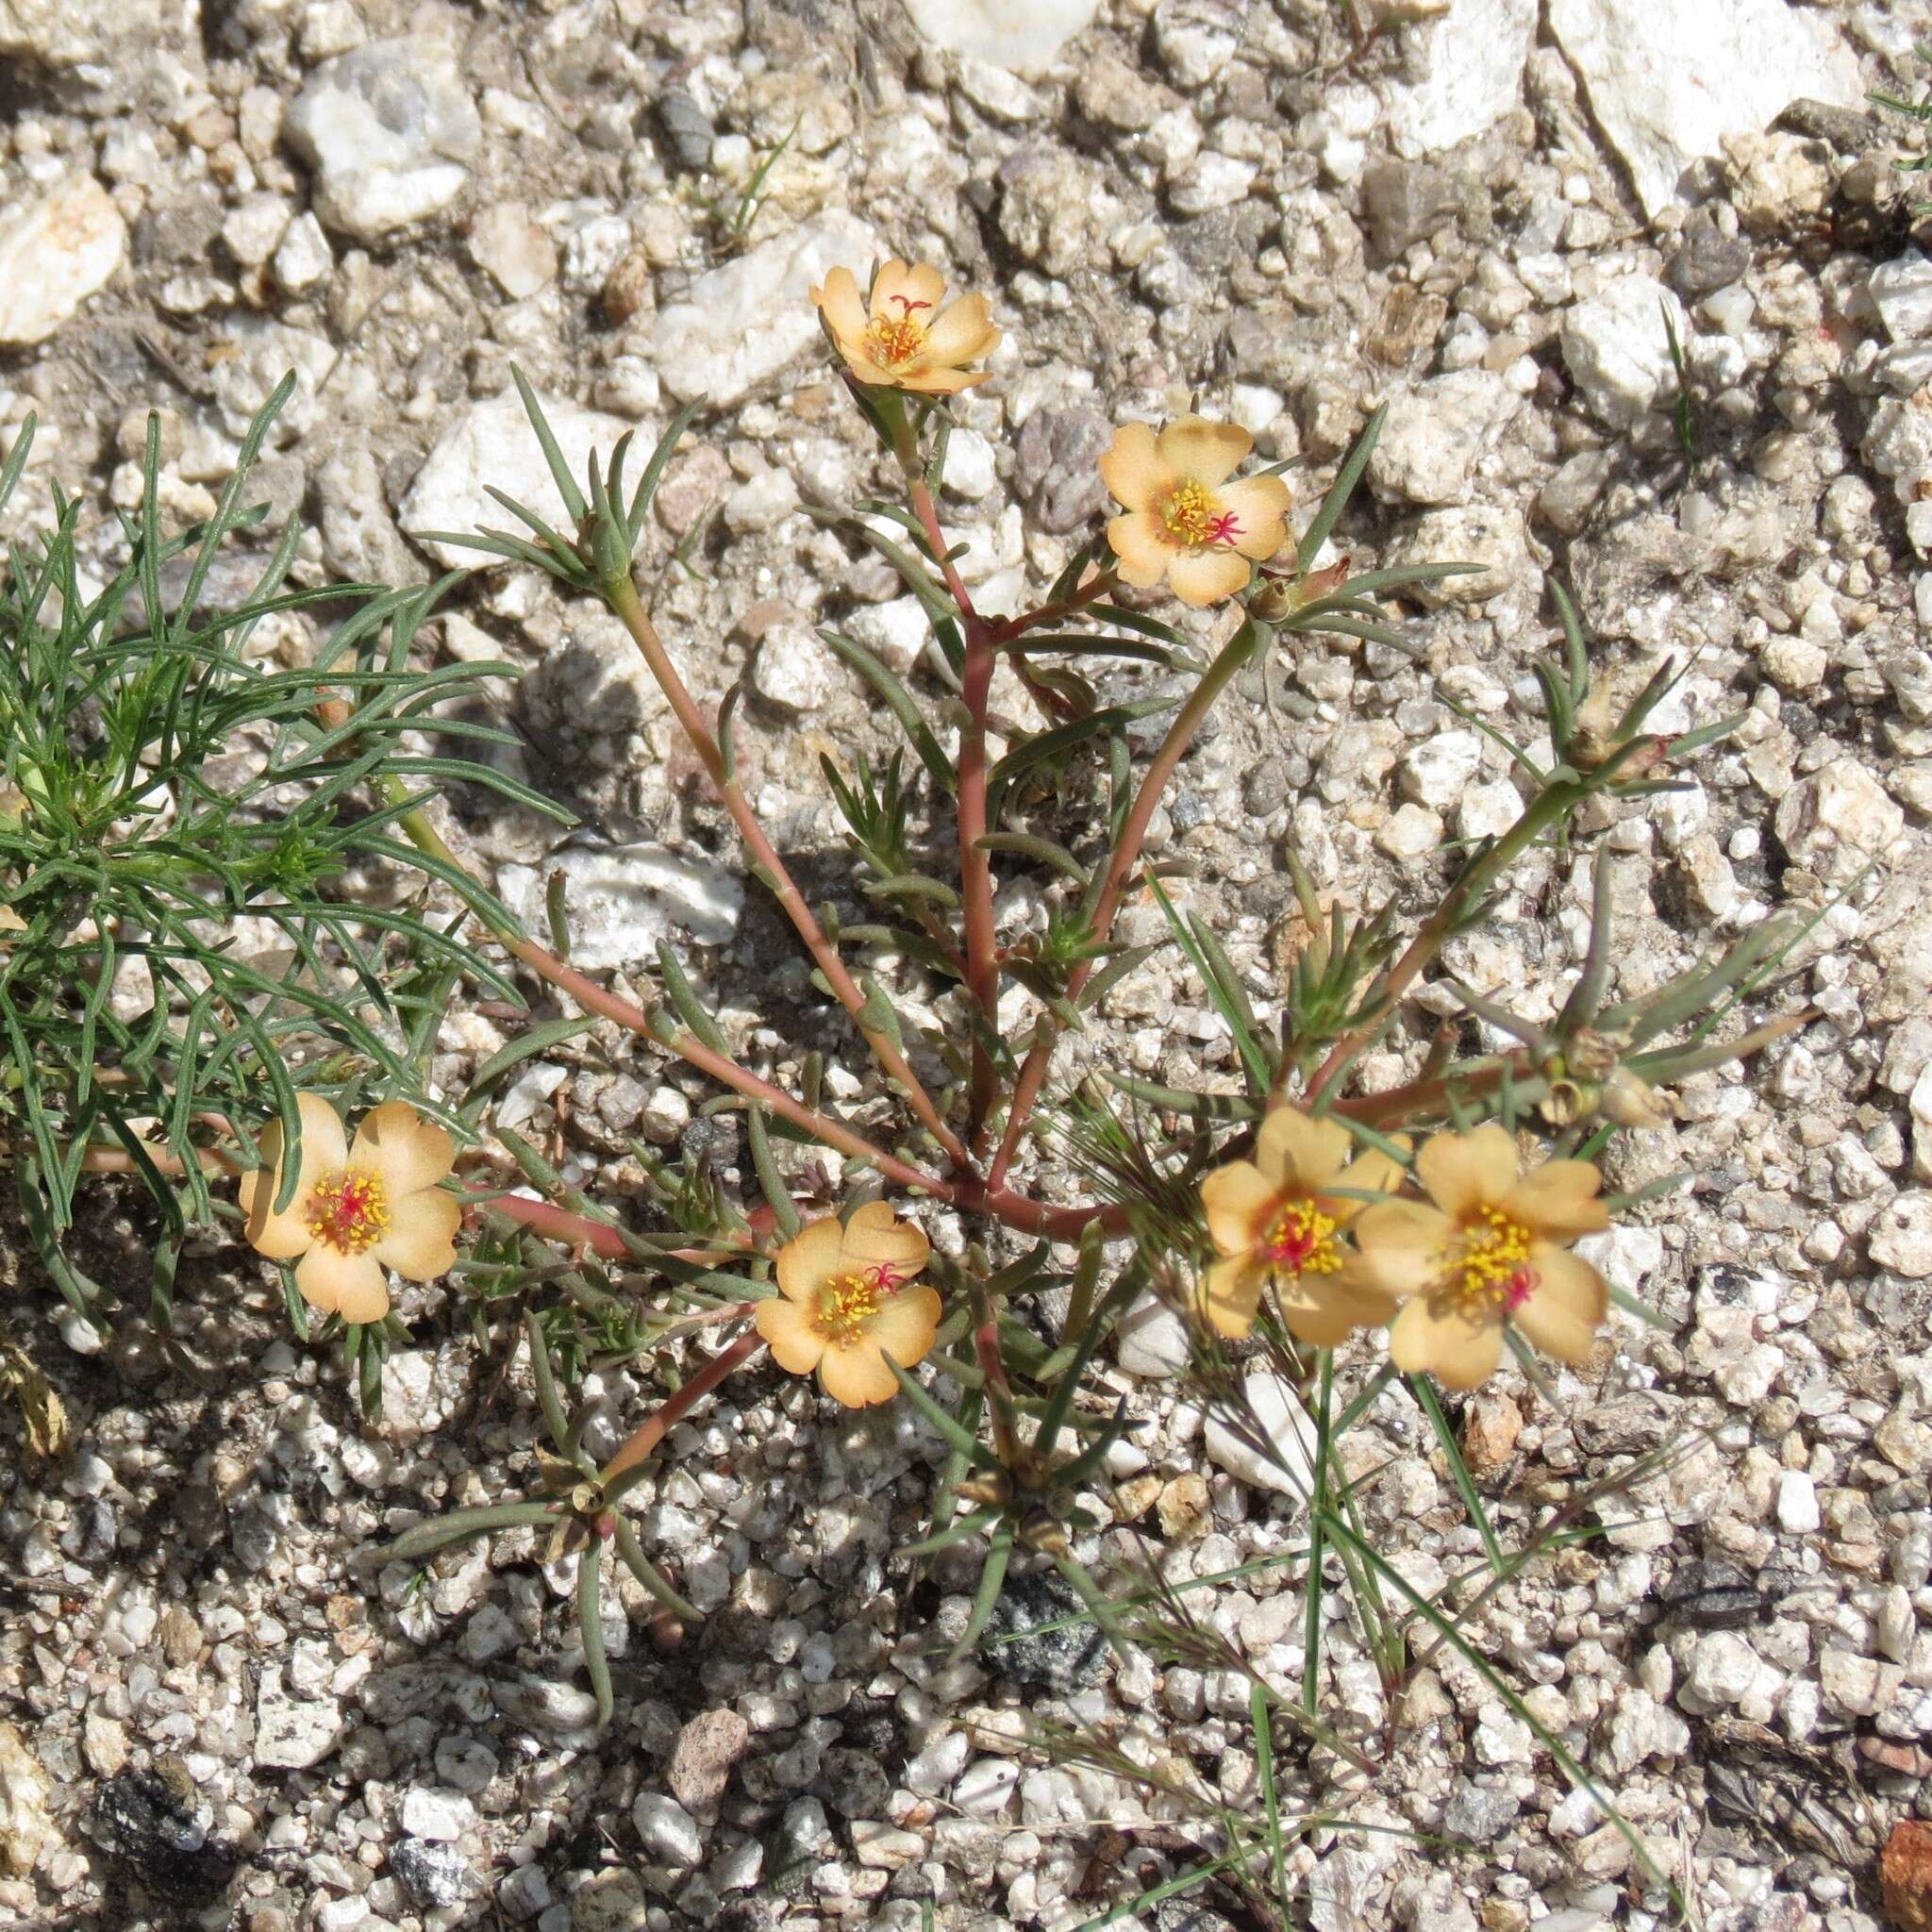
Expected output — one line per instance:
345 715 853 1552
3 256 1809 1902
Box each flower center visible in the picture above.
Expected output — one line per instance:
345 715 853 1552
306 1170 391 1256
1447 1207 1537 1317
1261 1199 1341 1276
813 1266 903 1344
865 295 931 370
1162 480 1243 551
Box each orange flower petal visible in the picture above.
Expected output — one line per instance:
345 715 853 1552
1105 510 1174 588
819 1341 900 1407
1255 1107 1351 1193
1097 422 1173 513
1276 1274 1395 1346
870 259 945 321
1217 474 1291 560
841 1200 930 1279
296 1243 389 1325
1167 546 1251 608
892 364 989 395
352 1101 455 1199
1326 1140 1409 1225
373 1187 460 1281
812 265 870 348
1197 1254 1264 1338
1501 1159 1609 1241
1352 1199 1455 1298
862 1283 941 1369
1416 1124 1519 1220
1390 1294 1503 1390
1512 1246 1607 1364
1157 414 1251 488
1200 1159 1277 1257
775 1217 844 1305
922 293 998 366
240 1091 346 1259
756 1297 825 1375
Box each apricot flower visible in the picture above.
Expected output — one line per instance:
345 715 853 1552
810 259 1001 395
1099 415 1291 608
755 1202 941 1407
239 1092 460 1325
1352 1124 1609 1391
1198 1107 1404 1343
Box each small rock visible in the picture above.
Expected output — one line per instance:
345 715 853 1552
0 1725 55 1877
752 624 831 712
496 844 742 971
1871 1193 1932 1280
1381 0 1537 158
285 36 483 242
1399 729 1483 809
274 211 334 292
0 174 126 346
1384 505 1532 606
1774 758 1906 885
1774 1471 1820 1534
630 1793 703 1867
1115 1290 1192 1378
573 1868 650 1931
667 1709 752 1814
467 203 559 298
403 386 633 570
900 0 1099 74
652 210 882 407
1376 803 1444 861
1157 1472 1213 1542
1459 1392 1522 1477
1683 1630 1764 1708
89 1764 239 1907
1205 1371 1317 1497
1560 275 1687 429
982 1570 1106 1691
1546 0 1863 219
254 1665 342 1770
398 1788 473 1842
1369 372 1519 507
1881 1821 1932 1932
390 1839 474 1909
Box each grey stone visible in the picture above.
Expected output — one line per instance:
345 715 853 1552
496 845 742 971
900 0 1099 75
285 36 483 243
389 1839 474 1908
1666 205 1754 298
1560 275 1687 429
1360 159 1463 258
402 387 633 570
1381 0 1537 158
1014 407 1113 532
652 210 882 407
1547 0 1863 219
982 1570 1106 1691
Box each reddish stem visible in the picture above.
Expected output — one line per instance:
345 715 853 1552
907 467 999 1141
598 1327 763 1487
605 575 969 1173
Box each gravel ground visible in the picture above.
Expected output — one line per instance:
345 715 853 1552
3 3 1932 1931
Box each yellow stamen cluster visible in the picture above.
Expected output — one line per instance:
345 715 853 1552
1450 1208 1535 1315
1264 1200 1341 1276
1162 478 1219 546
814 1270 885 1343
306 1172 391 1256
865 305 926 369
